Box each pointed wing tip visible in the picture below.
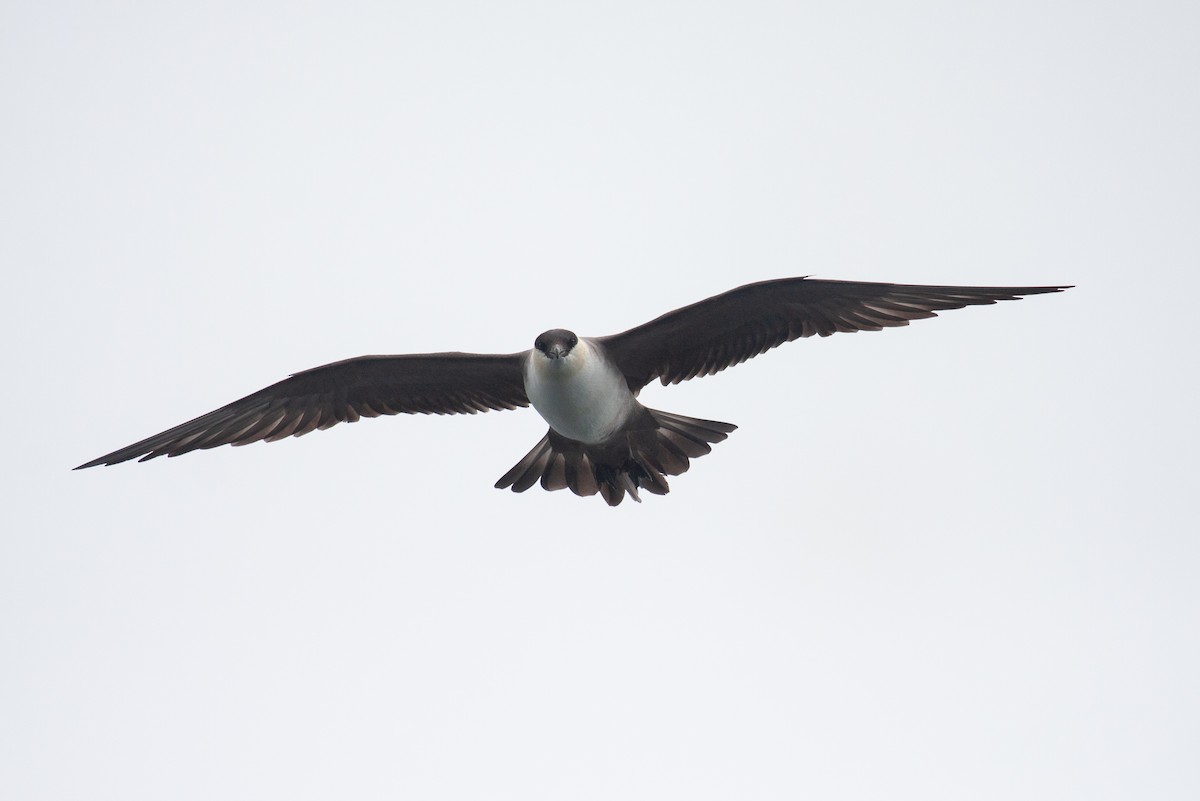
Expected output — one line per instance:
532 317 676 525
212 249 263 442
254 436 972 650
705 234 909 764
75 451 134 469
73 456 122 470
75 448 160 470
1003 284 1073 300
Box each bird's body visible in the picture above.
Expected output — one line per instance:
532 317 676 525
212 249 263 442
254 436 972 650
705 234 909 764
77 277 1070 505
524 333 634 444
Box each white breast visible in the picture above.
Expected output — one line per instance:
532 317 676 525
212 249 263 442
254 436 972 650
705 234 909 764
524 338 636 444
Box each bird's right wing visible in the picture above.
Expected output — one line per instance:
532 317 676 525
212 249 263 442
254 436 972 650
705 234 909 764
76 352 528 468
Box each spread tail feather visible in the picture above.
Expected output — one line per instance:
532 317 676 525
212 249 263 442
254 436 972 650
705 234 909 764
495 408 736 506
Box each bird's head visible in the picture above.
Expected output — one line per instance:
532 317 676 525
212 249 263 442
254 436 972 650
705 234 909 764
534 329 579 361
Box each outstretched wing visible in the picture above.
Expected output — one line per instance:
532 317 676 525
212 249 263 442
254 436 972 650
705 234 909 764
599 277 1070 391
77 352 528 468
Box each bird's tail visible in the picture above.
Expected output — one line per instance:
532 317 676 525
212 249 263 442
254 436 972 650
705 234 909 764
494 409 736 506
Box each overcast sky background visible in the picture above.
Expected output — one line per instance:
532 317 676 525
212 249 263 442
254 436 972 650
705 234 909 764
3 2 1198 799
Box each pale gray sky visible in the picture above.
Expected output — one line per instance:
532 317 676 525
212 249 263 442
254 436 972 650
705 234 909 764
3 1 1198 799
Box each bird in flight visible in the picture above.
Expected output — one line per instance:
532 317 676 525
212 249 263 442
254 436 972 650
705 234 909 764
77 277 1069 505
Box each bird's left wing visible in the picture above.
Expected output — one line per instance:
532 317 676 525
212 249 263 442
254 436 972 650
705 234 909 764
76 352 528 468
598 277 1070 392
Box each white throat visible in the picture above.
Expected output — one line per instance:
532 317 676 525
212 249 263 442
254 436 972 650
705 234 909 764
524 338 635 444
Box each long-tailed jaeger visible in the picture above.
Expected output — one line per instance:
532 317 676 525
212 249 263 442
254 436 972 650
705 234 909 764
76 277 1069 505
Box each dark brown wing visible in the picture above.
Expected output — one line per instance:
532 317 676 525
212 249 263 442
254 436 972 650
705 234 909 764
598 277 1071 391
76 352 528 468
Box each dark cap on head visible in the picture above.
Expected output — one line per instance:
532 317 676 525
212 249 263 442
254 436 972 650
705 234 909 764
534 329 578 359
